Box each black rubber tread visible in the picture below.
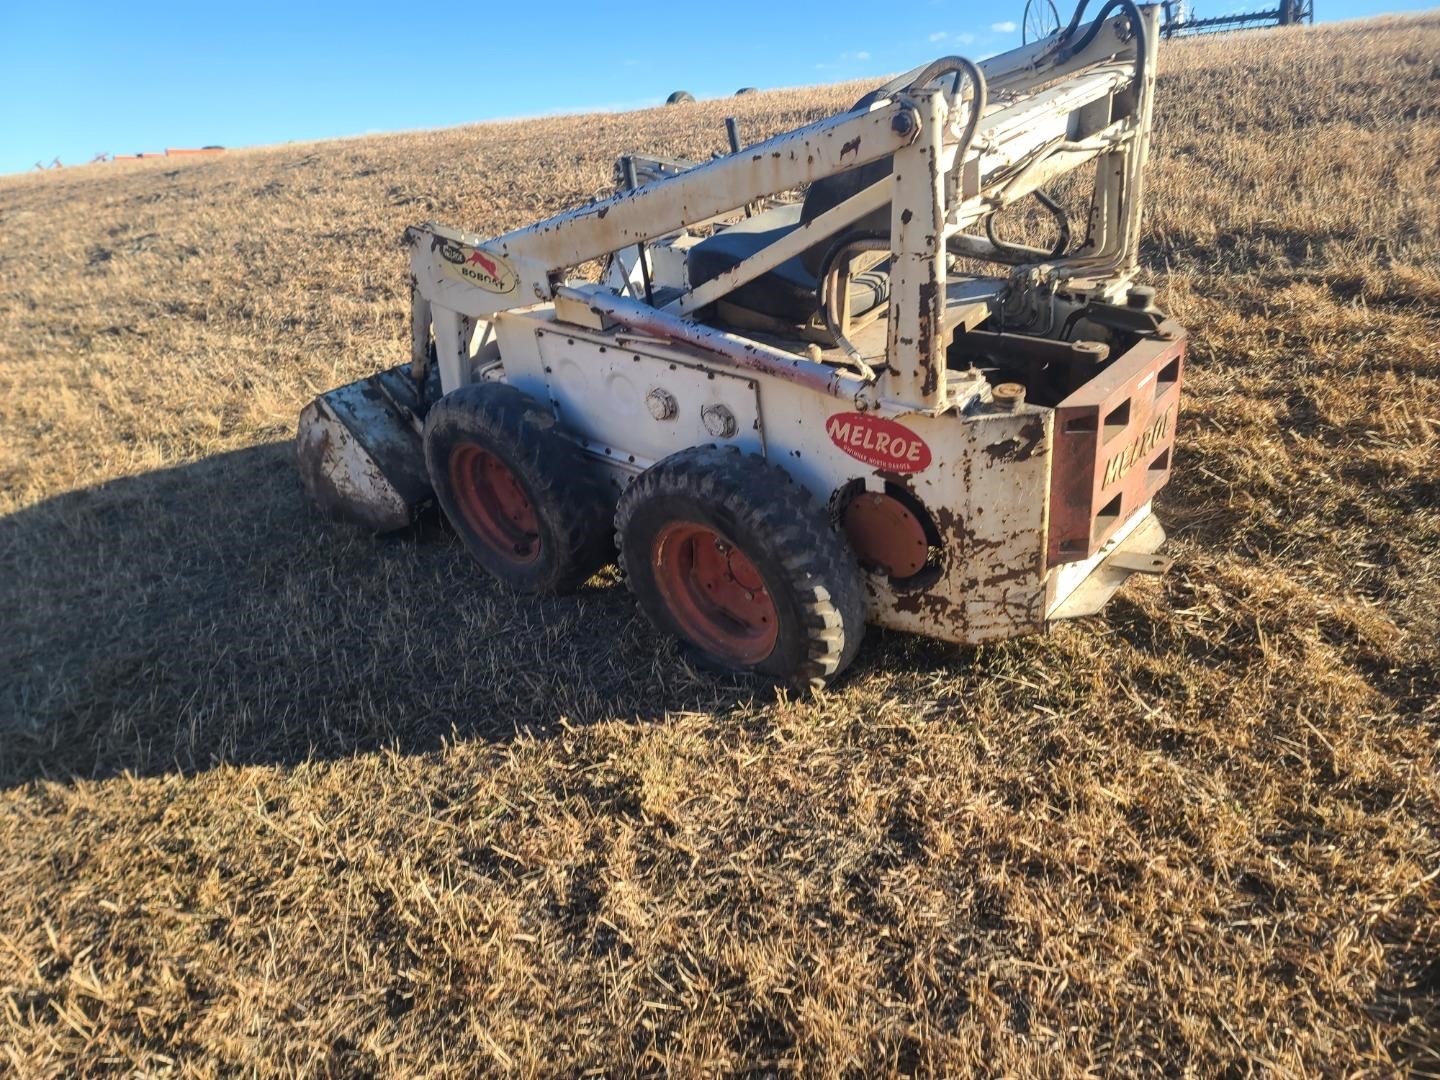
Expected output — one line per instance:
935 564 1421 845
423 382 613 594
665 90 695 105
615 445 866 690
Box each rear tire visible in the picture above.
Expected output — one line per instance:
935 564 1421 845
615 446 866 689
424 382 612 593
665 91 695 105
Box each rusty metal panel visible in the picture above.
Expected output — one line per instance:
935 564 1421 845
555 284 861 403
871 403 1052 644
532 327 765 471
1048 327 1185 564
885 88 949 412
956 409 1054 639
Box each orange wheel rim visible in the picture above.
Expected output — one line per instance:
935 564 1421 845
448 443 540 565
651 522 778 665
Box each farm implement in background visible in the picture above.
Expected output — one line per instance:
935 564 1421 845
1158 0 1312 36
1025 0 1312 43
298 0 1186 688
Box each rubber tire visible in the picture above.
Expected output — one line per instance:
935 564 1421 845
424 382 613 594
615 446 866 689
666 91 695 105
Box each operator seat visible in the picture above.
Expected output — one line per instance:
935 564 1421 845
687 58 981 332
687 93 897 331
685 201 890 327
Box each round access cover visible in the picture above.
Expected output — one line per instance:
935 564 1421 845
843 491 931 579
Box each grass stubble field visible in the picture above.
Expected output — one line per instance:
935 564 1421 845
2 15 1438 1076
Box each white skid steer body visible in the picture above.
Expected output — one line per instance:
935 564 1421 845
298 1 1185 680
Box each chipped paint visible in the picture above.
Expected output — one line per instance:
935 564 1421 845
983 416 1046 463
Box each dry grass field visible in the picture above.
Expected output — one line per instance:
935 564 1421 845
2 14 1438 1076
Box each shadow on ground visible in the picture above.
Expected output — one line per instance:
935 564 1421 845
0 442 819 788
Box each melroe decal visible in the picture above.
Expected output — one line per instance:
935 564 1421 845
435 238 518 294
825 412 932 473
1102 405 1173 486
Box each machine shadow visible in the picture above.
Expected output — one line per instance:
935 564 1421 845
0 441 779 790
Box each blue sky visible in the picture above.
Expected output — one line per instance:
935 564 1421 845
1 0 1431 175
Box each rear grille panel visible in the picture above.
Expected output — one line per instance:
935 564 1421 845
1048 327 1186 565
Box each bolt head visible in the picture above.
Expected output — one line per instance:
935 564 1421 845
701 403 738 439
646 387 678 421
892 112 915 136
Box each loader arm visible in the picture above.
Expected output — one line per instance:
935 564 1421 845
403 99 921 322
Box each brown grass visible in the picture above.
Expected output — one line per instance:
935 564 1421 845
2 16 1438 1076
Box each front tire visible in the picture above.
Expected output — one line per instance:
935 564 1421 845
615 446 866 689
424 382 612 593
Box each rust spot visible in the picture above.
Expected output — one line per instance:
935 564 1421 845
983 417 1046 463
901 208 913 225
876 469 913 488
918 279 940 397
840 136 862 159
892 589 962 627
597 206 609 219
981 561 1035 588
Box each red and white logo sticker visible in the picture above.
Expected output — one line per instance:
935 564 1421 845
433 237 518 294
825 412 932 473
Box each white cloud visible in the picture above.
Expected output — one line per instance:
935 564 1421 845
928 31 948 41
954 31 976 44
991 20 1017 31
855 50 871 60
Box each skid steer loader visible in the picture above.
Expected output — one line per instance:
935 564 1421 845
298 0 1184 688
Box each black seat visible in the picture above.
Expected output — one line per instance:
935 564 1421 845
687 202 890 327
688 80 904 329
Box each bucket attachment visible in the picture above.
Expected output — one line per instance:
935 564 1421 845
296 364 436 533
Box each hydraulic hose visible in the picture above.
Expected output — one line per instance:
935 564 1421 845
817 58 989 371
1057 0 1147 93
896 56 988 216
816 231 890 375
1053 0 1153 277
984 188 1072 260
1058 0 1093 44
974 1 1148 275
900 56 987 160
